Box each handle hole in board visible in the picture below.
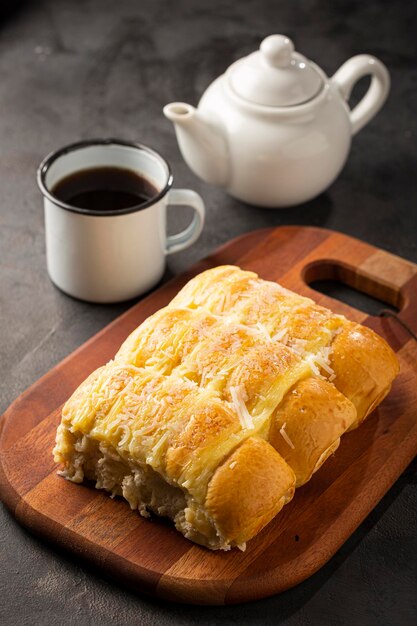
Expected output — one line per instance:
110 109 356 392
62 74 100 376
303 261 404 315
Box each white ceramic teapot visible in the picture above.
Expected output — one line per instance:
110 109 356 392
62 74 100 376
164 35 390 208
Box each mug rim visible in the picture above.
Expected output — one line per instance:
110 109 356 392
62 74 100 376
37 138 174 216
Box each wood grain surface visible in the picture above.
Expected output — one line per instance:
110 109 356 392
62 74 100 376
0 226 416 605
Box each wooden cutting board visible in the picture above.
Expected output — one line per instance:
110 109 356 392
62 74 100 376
1 226 416 605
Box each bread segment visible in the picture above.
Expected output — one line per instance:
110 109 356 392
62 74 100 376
54 265 399 550
269 378 357 486
206 437 296 545
115 307 217 373
329 322 400 426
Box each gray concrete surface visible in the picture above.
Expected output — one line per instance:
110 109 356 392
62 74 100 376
0 1 416 624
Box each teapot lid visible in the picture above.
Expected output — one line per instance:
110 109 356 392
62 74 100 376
227 35 323 107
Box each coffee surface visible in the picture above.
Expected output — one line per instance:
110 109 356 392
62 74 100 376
52 166 159 212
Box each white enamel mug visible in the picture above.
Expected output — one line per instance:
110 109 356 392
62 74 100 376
37 139 205 303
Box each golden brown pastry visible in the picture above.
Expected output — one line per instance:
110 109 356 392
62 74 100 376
269 378 356 486
170 266 399 428
54 265 399 551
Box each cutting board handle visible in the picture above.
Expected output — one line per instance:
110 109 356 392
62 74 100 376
302 244 417 312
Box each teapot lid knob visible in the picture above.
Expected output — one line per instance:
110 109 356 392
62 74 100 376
260 35 294 68
227 33 324 107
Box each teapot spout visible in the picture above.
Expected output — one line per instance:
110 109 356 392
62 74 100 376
163 102 229 187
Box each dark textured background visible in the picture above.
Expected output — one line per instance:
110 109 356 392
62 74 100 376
0 1 416 624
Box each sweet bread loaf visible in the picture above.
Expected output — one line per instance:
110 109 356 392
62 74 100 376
54 265 399 550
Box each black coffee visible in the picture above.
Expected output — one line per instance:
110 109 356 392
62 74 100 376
51 166 159 212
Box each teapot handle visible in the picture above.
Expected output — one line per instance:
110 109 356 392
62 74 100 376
331 55 390 136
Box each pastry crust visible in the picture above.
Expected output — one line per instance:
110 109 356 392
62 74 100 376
269 377 357 486
54 265 399 550
329 322 400 426
205 437 295 545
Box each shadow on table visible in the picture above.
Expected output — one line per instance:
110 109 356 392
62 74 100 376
245 192 334 229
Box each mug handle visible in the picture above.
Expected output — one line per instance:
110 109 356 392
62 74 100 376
165 189 205 255
331 54 390 136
